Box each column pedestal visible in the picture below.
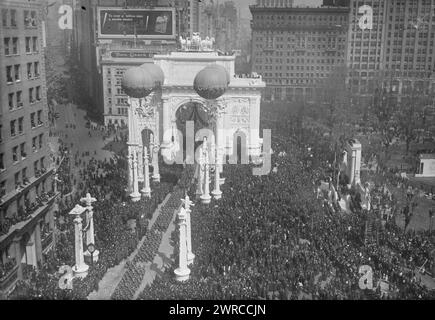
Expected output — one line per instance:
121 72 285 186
195 164 203 200
141 146 151 198
186 209 195 266
175 208 190 282
200 165 211 204
174 267 191 281
70 205 89 278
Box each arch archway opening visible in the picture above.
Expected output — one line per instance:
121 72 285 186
175 101 214 161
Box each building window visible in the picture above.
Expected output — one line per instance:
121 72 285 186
10 120 16 137
32 37 38 52
18 117 23 134
12 37 18 54
10 9 16 27
2 9 7 27
27 62 32 79
0 181 5 198
24 10 30 26
20 143 26 159
34 62 39 77
25 37 31 53
15 172 20 189
30 113 36 128
16 90 22 108
40 157 45 169
4 37 10 55
8 93 14 110
37 110 42 125
14 64 20 82
29 88 34 103
33 160 38 174
12 146 18 162
24 10 36 28
6 65 13 83
38 134 43 149
31 11 37 27
0 154 4 171
32 137 37 152
22 168 27 184
36 86 41 101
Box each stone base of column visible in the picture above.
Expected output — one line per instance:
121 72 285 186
72 263 89 278
84 250 99 263
141 188 151 198
212 189 222 200
187 252 195 266
195 189 203 200
174 267 191 282
200 193 211 204
130 192 141 202
160 146 172 163
152 174 160 183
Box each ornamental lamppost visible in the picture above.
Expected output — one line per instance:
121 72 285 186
69 204 88 278
81 193 99 263
150 133 161 183
141 146 151 198
211 139 222 200
196 143 204 200
182 194 195 265
200 137 212 205
174 207 190 281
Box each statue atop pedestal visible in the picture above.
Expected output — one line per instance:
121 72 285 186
179 33 215 51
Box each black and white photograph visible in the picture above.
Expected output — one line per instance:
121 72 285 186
0 0 435 308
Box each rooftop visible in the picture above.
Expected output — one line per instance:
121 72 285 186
419 154 435 159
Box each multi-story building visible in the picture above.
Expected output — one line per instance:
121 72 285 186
0 0 57 296
250 3 349 101
346 0 387 98
382 0 435 96
344 0 435 101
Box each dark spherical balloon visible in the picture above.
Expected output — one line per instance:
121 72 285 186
141 63 165 89
193 66 228 100
121 67 154 98
206 64 230 85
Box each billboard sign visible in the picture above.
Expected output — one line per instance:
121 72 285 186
97 7 176 39
110 51 155 59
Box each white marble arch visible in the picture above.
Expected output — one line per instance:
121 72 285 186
126 51 265 197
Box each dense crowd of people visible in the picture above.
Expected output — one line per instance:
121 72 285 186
140 110 435 300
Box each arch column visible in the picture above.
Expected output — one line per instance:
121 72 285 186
215 110 225 173
161 98 172 148
249 96 262 158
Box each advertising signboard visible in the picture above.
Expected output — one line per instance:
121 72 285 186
97 7 176 39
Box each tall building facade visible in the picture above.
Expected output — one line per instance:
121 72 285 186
0 0 57 296
346 0 387 97
382 0 435 96
344 0 435 99
250 5 349 101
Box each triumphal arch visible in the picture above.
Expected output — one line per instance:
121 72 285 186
123 36 266 201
